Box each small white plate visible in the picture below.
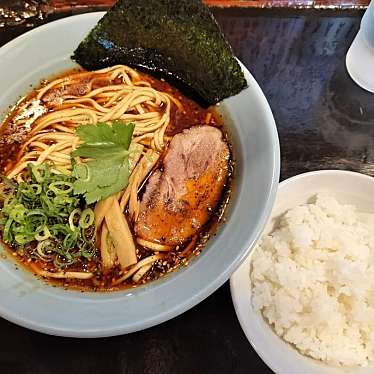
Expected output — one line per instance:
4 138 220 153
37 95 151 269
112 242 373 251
230 170 374 374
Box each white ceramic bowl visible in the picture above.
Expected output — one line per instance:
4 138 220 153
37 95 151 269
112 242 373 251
230 170 374 374
0 13 280 337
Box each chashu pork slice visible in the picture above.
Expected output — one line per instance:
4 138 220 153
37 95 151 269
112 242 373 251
135 125 230 246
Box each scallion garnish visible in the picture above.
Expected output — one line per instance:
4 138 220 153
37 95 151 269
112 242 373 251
0 163 96 268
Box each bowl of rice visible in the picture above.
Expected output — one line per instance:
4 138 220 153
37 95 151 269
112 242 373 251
231 170 374 374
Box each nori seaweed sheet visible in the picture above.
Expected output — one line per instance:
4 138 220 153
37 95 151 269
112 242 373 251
72 0 247 106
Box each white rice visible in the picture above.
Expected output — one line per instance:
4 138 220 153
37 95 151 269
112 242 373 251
251 194 374 367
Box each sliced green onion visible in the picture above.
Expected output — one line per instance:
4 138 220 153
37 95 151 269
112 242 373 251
29 164 49 183
9 204 27 224
53 195 75 207
20 183 42 200
30 184 42 195
49 181 73 195
79 208 95 229
15 233 33 245
54 254 75 268
35 225 51 241
68 208 82 231
3 218 13 243
25 210 48 226
36 240 54 261
40 195 55 212
0 163 96 267
50 223 72 236
79 241 95 259
63 231 79 249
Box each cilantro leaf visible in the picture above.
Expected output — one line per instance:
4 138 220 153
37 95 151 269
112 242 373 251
72 121 135 204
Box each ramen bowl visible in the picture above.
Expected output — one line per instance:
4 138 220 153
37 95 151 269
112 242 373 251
0 12 280 337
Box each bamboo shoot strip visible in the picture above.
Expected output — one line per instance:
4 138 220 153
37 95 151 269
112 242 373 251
120 149 159 212
100 221 116 270
113 254 163 285
105 198 137 269
94 197 113 232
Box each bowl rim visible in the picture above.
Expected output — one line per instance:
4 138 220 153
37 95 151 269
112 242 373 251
230 169 374 374
0 12 280 337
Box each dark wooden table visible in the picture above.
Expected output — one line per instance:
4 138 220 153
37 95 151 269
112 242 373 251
1 7 373 374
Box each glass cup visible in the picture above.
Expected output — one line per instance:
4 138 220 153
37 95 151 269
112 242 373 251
346 0 374 93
